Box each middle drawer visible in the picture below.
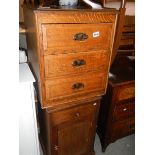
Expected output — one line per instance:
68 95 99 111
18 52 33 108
113 101 135 121
44 50 109 78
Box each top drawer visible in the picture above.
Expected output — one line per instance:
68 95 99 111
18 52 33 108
48 99 100 126
111 82 135 104
41 24 113 54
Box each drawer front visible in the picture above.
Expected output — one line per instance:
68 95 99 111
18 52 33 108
112 82 135 103
120 38 134 46
113 102 135 121
118 86 135 101
49 100 100 125
112 118 135 140
44 72 106 103
41 23 113 54
44 50 110 78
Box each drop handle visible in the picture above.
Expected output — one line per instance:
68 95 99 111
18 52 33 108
72 83 84 90
73 32 88 41
72 59 86 67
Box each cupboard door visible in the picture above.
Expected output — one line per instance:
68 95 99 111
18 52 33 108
46 99 100 155
51 117 96 155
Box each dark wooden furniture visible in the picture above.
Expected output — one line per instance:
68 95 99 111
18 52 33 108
102 0 135 64
97 56 135 151
23 3 118 155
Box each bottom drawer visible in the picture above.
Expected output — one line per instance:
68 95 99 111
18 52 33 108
44 72 106 107
111 118 135 140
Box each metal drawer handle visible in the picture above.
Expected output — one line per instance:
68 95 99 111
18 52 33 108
72 59 86 67
72 83 84 90
73 33 88 41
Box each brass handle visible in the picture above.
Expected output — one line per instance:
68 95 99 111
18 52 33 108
73 33 88 41
72 59 86 67
72 83 84 90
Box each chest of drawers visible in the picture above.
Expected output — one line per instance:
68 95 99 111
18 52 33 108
23 5 118 155
97 56 135 151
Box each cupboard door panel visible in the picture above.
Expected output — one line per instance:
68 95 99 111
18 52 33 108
49 100 100 155
51 118 95 155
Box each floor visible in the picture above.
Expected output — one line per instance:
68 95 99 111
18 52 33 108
40 134 135 155
94 134 135 155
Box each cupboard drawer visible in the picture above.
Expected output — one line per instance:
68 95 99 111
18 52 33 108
44 50 110 78
49 100 100 125
112 82 135 103
41 23 113 54
44 72 106 104
113 101 135 121
117 85 135 102
112 118 135 140
120 38 134 46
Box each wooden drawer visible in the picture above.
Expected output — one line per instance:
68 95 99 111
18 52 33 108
44 72 106 105
48 100 100 125
113 101 135 121
112 82 135 103
120 38 134 46
44 50 110 78
41 23 113 54
112 118 135 140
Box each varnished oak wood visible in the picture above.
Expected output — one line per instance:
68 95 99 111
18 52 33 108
24 6 117 108
39 98 101 155
41 23 113 54
24 5 117 155
44 72 106 107
44 50 110 78
35 10 117 24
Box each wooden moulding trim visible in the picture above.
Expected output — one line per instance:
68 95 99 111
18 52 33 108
35 11 118 24
42 91 104 109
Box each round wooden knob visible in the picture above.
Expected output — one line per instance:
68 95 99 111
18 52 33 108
76 112 80 117
123 108 127 111
93 103 97 106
